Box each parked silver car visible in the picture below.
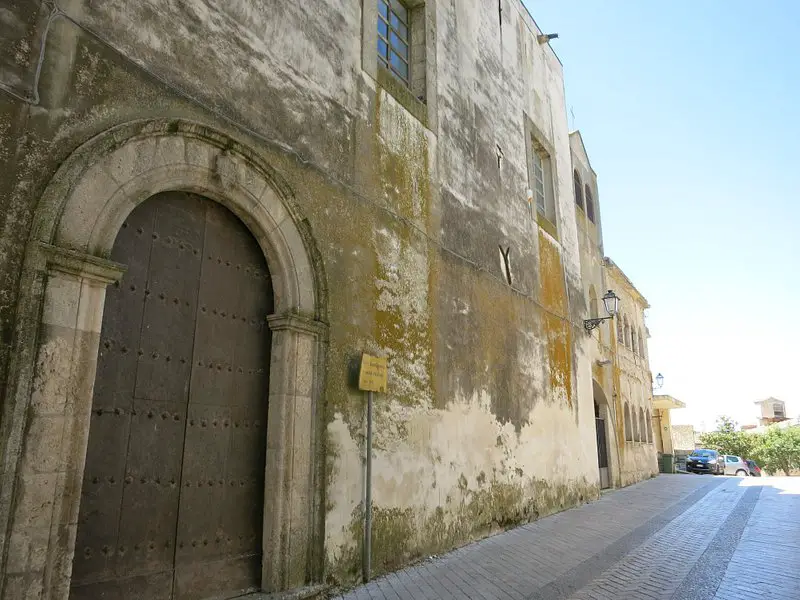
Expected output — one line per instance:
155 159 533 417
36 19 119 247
722 455 750 476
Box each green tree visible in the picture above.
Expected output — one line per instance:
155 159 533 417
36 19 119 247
756 427 800 476
699 416 758 459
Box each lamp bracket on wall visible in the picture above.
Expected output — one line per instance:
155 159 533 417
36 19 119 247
583 289 620 334
584 316 611 333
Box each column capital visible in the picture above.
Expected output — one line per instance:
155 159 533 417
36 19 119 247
267 311 328 339
37 243 126 284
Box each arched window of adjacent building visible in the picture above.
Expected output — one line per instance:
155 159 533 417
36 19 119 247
639 331 645 359
631 327 638 354
623 318 631 349
638 407 646 443
624 403 632 441
584 184 596 223
646 409 653 443
633 405 640 441
574 170 584 211
617 315 624 346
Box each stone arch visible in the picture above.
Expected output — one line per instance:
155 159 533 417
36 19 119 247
30 119 326 318
1 120 328 599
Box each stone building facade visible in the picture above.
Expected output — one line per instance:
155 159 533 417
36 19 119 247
604 259 659 484
1 2 652 599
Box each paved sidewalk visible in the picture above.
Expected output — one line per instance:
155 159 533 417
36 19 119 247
333 475 800 600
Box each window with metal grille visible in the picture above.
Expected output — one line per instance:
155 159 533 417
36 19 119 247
532 149 547 212
378 0 410 86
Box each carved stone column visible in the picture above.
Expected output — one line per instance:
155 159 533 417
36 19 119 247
2 245 124 600
262 312 328 593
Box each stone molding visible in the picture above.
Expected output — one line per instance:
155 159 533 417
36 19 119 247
267 311 329 340
37 243 126 284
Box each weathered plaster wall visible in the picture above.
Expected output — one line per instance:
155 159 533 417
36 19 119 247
671 424 698 453
0 0 600 591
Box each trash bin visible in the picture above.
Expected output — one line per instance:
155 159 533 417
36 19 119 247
659 454 674 474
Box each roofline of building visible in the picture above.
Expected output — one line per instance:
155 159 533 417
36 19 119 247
653 394 686 410
568 130 597 176
754 397 782 404
515 0 563 67
603 257 650 309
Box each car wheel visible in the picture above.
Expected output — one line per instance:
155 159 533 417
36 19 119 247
736 469 747 477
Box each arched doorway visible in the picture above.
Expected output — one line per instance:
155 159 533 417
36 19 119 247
593 380 611 489
0 121 328 600
70 192 273 599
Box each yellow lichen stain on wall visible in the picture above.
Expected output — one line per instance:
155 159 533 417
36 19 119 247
537 230 572 407
371 89 435 407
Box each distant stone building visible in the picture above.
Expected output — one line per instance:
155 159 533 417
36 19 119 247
603 259 659 484
755 397 788 425
0 2 659 598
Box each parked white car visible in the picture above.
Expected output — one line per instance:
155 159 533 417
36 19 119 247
722 455 750 476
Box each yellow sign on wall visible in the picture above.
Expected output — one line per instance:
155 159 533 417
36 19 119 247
359 354 388 393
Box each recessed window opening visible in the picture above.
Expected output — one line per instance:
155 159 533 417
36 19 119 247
585 185 595 223
573 170 584 210
532 148 547 213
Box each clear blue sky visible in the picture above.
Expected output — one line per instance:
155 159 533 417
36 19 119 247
524 0 800 430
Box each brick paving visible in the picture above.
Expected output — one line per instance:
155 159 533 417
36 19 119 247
332 475 800 600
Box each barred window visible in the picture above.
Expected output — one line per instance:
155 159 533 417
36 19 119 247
378 0 410 86
532 149 547 213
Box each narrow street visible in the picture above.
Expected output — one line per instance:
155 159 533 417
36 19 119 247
336 475 800 600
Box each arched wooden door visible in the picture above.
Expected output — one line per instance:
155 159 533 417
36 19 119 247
71 192 273 599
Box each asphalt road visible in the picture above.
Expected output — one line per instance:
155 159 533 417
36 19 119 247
333 475 800 600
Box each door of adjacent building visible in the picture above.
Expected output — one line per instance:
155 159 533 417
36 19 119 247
594 401 610 489
70 192 273 600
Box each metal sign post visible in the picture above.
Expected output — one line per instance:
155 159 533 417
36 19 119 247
358 353 387 584
363 389 373 583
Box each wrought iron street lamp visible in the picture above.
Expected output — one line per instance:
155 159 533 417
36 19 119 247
583 289 620 333
654 373 664 389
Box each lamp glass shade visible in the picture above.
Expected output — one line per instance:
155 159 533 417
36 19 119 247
655 373 664 387
602 290 620 317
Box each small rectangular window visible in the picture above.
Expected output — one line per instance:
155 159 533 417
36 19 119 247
378 0 410 86
528 136 555 227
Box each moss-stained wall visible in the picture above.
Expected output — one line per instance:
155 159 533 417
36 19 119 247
0 0 603 591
